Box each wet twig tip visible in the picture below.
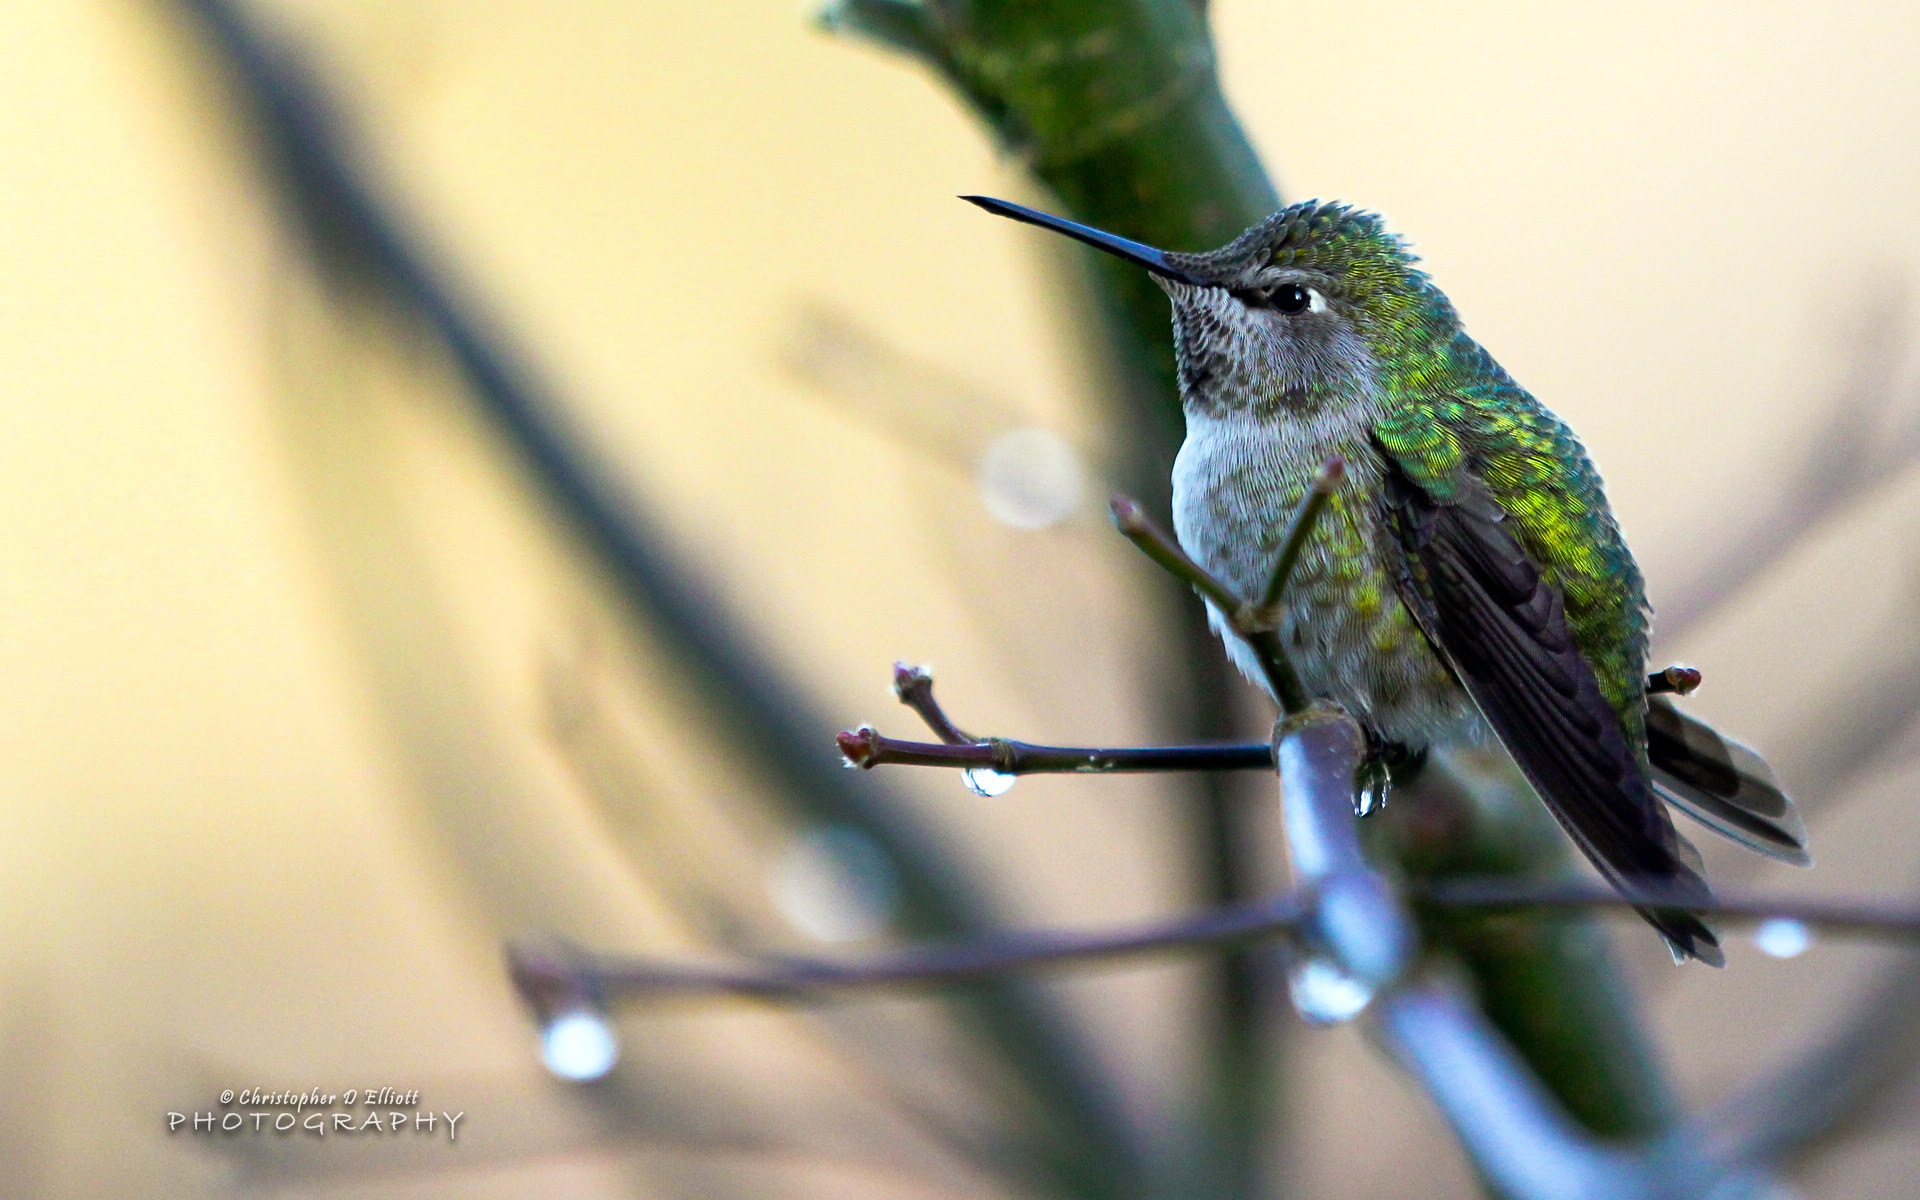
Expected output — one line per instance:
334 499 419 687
1109 493 1148 531
891 662 974 743
506 940 599 1022
1647 665 1704 696
891 660 930 700
836 726 881 768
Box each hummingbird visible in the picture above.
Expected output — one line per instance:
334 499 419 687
965 194 1810 965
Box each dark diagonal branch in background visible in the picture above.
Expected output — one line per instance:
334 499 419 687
171 3 1144 1195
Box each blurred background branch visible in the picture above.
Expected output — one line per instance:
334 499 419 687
169 0 1152 1196
11 0 1913 1196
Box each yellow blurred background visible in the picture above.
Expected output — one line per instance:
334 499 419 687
4 2 1920 1196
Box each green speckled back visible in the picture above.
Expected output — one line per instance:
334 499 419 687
1373 329 1651 748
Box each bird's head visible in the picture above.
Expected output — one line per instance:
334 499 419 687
964 196 1452 417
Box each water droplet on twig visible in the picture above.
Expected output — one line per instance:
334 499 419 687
961 766 1017 797
1753 917 1814 959
541 1010 619 1081
1353 760 1391 817
1287 956 1376 1025
1355 776 1389 817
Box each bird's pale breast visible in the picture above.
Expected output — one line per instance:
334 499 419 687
1171 407 1480 747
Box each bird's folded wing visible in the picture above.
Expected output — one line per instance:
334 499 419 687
1378 454 1722 964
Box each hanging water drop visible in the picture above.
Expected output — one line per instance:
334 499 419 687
1353 762 1391 817
1287 955 1376 1025
541 1009 619 1082
961 766 1017 797
1753 917 1814 959
1354 774 1389 817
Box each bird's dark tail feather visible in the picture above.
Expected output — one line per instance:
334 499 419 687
1652 836 1722 966
1379 462 1728 964
1645 696 1812 868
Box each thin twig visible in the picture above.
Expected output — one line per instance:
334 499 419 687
891 662 975 744
1109 496 1243 613
837 725 1273 774
1254 458 1345 615
844 664 1273 773
1110 483 1331 714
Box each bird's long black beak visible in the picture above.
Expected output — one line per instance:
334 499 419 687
961 196 1211 287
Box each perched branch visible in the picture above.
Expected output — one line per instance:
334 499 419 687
1378 751 1684 1139
1374 981 1791 1199
1273 706 1413 986
1376 981 1659 1199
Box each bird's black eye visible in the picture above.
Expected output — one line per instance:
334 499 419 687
1271 283 1313 314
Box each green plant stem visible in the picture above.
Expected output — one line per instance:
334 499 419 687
827 1 1685 1182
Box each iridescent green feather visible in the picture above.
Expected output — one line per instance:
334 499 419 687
1267 204 1652 748
1378 343 1652 746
